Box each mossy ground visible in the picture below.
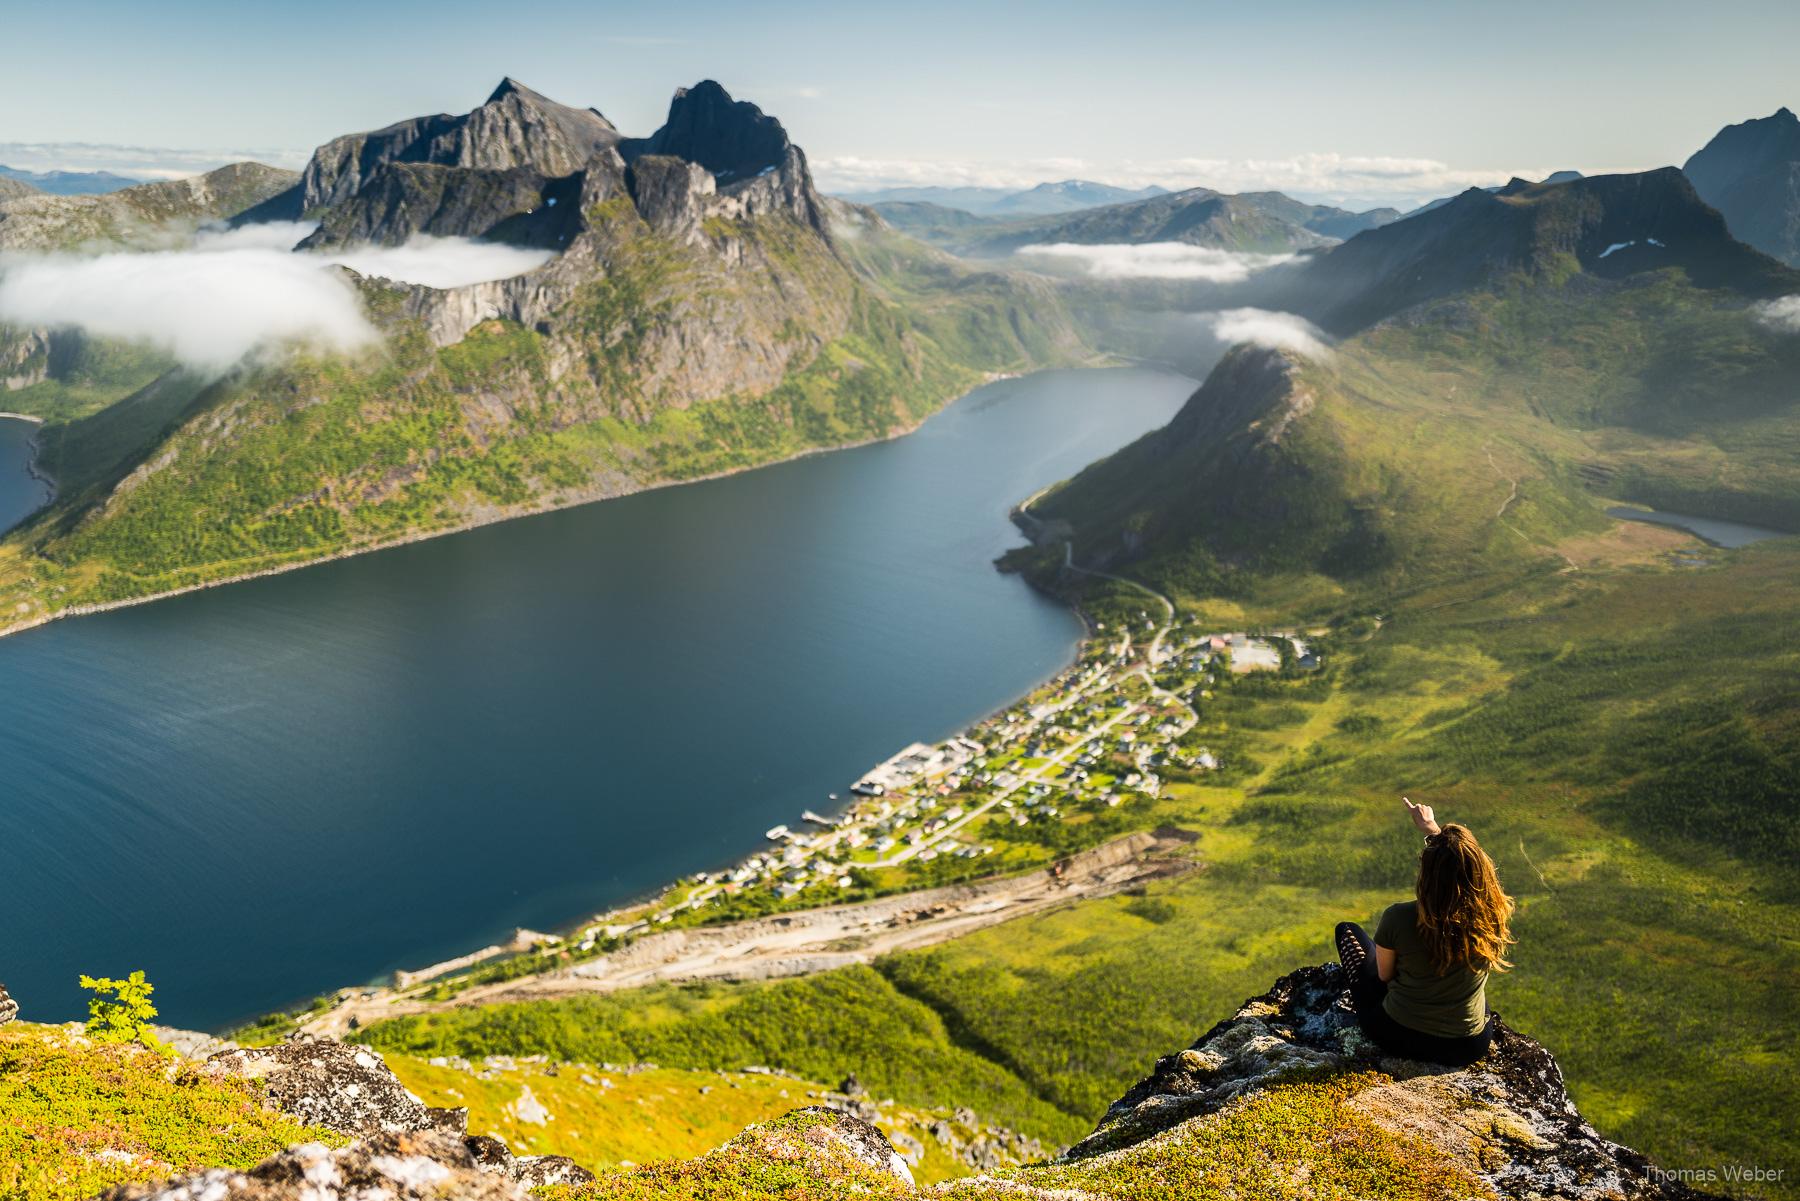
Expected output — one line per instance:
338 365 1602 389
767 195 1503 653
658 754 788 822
384 1055 980 1185
359 541 1800 1199
958 1072 1491 1201
0 1024 342 1201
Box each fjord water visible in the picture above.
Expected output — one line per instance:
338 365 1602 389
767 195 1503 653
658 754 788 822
0 368 1192 1031
0 416 50 532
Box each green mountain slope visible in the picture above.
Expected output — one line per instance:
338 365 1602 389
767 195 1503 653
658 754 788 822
1024 171 1800 612
0 83 1084 630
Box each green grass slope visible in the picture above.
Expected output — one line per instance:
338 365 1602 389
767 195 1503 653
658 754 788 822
0 1023 342 1201
348 174 1800 1196
0 205 1082 628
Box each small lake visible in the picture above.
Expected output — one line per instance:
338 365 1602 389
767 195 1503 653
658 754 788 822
1606 506 1788 549
0 368 1192 1031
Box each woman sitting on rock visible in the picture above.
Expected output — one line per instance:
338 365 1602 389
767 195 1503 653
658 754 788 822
1334 799 1513 1066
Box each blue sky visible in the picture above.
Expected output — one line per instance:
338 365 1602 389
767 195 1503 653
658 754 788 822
3 0 1795 208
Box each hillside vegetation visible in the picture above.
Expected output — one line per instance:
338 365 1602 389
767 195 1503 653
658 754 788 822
0 195 1081 632
349 173 1800 1198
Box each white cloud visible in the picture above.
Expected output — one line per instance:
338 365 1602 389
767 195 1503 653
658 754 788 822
1201 308 1333 361
1013 242 1296 282
0 224 553 371
1752 296 1800 333
323 237 553 290
816 153 1632 212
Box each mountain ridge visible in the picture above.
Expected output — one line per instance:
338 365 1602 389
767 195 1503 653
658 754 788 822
1684 104 1800 266
0 79 1085 634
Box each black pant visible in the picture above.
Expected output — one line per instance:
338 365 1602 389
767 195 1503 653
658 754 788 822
1334 922 1494 1067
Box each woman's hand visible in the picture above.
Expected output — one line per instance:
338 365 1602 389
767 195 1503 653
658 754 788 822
1403 796 1441 836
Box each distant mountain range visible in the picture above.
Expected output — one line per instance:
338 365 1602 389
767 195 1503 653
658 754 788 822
1684 105 1800 266
0 164 143 196
1030 165 1800 603
874 185 1400 258
0 162 293 251
838 180 1169 217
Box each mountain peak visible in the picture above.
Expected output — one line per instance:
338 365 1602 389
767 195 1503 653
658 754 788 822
1683 106 1800 265
627 80 794 184
485 76 536 104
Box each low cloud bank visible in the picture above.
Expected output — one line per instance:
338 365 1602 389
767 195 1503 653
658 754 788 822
0 225 552 371
1202 307 1333 360
324 238 553 289
1014 241 1296 282
1753 296 1800 333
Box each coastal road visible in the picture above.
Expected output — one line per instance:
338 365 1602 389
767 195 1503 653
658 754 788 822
298 831 1197 1038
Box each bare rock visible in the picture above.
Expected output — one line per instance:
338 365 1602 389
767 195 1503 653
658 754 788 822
0 981 17 1025
99 1130 528 1201
508 1155 596 1188
786 1107 913 1186
201 1039 439 1138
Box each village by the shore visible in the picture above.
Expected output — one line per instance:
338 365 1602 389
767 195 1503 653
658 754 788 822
317 596 1323 1024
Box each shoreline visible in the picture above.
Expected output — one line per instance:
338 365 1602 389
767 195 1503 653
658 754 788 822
0 412 56 531
3 365 1194 1032
0 370 1040 645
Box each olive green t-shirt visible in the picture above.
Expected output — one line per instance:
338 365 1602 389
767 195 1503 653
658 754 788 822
1375 901 1489 1038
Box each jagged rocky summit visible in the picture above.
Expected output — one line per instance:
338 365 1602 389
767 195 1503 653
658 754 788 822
109 966 1713 1200
1684 105 1800 266
275 75 824 254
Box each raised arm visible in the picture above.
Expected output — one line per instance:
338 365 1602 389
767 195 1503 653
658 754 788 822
1403 796 1441 837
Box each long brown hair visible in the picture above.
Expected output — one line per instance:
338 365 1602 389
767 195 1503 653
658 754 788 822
1415 824 1514 974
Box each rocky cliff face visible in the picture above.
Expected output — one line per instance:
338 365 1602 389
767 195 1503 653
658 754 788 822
96 968 1713 1201
286 77 621 219
1684 106 1800 267
622 79 794 186
290 78 827 250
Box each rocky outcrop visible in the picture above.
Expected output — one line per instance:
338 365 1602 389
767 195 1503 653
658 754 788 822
622 79 792 185
202 1038 465 1138
99 1131 530 1201
1064 965 1714 1200
291 78 621 218
299 161 586 249
0 981 17 1025
200 1036 591 1192
623 80 829 234
459 1131 595 1189
626 154 718 241
0 327 51 391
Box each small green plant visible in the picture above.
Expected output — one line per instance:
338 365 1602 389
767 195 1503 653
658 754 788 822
79 971 165 1051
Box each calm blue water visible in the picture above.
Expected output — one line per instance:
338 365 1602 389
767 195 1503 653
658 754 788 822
0 368 1192 1031
1606 506 1788 549
0 416 50 532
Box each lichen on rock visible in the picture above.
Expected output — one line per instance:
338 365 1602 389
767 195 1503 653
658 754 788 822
98 1131 528 1201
